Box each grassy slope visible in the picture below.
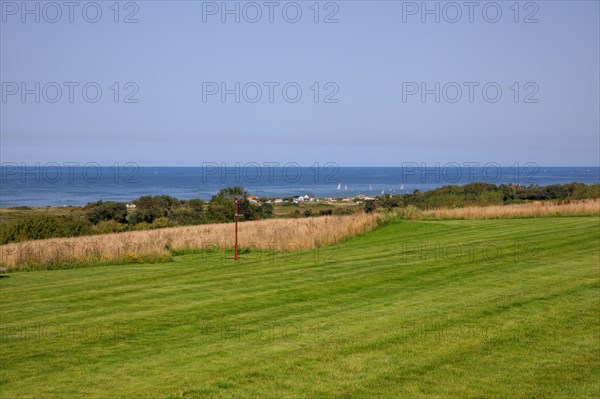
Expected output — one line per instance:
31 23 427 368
0 217 598 398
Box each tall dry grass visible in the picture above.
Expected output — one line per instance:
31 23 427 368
421 199 600 220
0 214 379 270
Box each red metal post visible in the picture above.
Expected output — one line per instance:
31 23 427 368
234 196 239 261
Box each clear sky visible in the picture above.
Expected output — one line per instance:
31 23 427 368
1 0 599 166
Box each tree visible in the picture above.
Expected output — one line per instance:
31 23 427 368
259 203 274 218
130 195 180 224
171 199 205 226
207 187 248 223
84 201 127 224
186 199 204 213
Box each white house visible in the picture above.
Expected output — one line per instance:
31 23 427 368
293 194 318 203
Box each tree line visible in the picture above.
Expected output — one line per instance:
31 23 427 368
364 182 600 212
0 187 272 244
1 183 598 245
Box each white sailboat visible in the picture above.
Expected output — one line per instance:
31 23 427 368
381 189 385 195
344 184 348 191
336 183 341 190
400 184 405 190
369 184 373 190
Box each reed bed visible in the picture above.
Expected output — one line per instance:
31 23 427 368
0 213 379 270
421 199 600 220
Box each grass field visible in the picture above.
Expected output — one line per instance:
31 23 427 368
0 214 379 269
1 217 599 398
420 199 600 219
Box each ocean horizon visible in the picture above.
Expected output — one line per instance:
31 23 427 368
1 165 599 208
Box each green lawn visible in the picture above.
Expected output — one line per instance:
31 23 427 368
1 217 599 398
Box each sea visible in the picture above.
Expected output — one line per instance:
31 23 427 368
0 165 598 208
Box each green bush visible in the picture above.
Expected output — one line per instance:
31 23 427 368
84 201 127 224
94 220 128 234
259 203 274 218
364 200 376 213
569 183 600 200
130 195 181 224
130 222 153 231
334 207 355 216
153 217 174 229
0 215 93 245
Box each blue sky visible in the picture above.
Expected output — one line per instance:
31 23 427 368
1 0 599 166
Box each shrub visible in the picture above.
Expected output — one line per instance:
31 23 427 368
364 200 376 213
0 215 93 245
131 195 181 224
259 203 274 218
475 191 503 206
186 198 205 212
84 201 127 224
334 207 355 216
376 195 402 209
94 220 128 234
131 222 153 231
172 200 205 225
153 217 174 229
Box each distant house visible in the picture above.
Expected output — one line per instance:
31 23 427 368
274 198 284 203
293 194 318 203
247 195 259 204
126 203 137 209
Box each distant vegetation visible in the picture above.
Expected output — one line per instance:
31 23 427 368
1 183 598 246
420 199 600 219
0 214 92 245
0 187 272 245
365 182 600 212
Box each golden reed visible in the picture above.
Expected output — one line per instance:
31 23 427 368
421 199 600 219
0 214 379 269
